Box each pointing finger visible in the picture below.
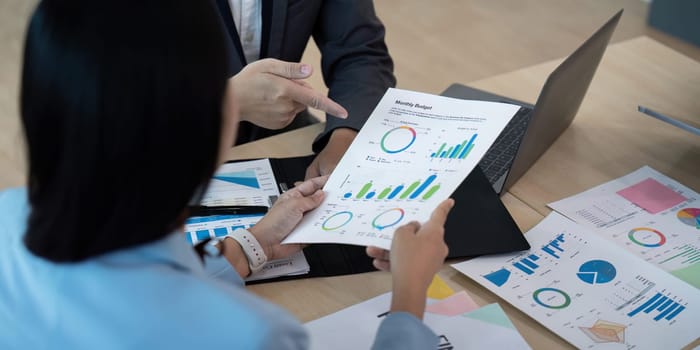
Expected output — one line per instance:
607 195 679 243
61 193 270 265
284 81 348 118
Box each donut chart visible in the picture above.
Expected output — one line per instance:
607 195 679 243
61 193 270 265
380 126 416 154
533 287 571 309
628 227 667 247
322 211 353 231
371 208 405 230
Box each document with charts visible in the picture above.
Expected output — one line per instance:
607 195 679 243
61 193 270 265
452 213 700 350
283 88 519 249
306 292 530 350
548 166 700 288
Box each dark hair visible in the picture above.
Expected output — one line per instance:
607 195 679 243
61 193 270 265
21 0 231 262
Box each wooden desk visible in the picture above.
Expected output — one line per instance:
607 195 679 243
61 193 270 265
226 36 699 349
467 36 700 216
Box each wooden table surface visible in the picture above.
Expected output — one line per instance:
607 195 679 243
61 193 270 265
226 36 700 349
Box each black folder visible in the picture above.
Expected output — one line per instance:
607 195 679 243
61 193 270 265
242 154 529 284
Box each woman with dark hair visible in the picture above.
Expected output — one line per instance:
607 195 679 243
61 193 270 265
0 0 454 349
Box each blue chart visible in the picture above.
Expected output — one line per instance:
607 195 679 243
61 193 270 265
577 260 617 285
542 233 566 258
214 170 260 189
627 292 686 322
513 254 541 275
430 134 478 159
343 174 440 201
484 268 511 287
184 215 259 244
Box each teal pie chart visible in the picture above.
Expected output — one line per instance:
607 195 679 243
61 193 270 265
577 260 616 285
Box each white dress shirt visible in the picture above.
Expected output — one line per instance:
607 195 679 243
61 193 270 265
228 0 262 63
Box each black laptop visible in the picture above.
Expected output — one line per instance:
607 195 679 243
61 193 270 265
444 10 623 194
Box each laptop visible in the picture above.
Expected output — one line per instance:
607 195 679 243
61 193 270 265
443 9 623 194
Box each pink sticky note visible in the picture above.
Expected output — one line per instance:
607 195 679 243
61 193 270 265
617 178 686 214
426 291 480 317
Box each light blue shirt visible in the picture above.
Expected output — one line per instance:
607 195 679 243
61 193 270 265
0 188 437 349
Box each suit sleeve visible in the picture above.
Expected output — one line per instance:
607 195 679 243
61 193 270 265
311 0 396 152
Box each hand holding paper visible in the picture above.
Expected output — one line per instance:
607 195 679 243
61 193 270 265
249 176 328 260
283 88 519 249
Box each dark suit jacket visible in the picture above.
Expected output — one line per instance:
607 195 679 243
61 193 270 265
215 0 396 151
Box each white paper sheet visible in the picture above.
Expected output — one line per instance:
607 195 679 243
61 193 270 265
184 215 309 281
548 166 700 288
306 292 530 350
284 88 519 249
200 158 279 207
452 212 700 350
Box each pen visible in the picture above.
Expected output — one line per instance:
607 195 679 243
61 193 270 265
637 105 700 135
188 205 269 217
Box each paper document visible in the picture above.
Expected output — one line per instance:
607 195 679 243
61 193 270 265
184 214 309 281
200 158 279 207
306 292 530 350
284 88 519 249
452 213 700 350
548 166 700 288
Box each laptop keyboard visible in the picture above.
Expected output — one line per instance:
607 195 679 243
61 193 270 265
479 107 533 184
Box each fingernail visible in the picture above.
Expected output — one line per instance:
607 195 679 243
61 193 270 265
300 64 311 75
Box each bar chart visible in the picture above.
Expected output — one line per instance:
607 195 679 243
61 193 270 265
342 174 441 201
542 233 566 258
430 134 477 159
627 292 687 322
513 254 541 275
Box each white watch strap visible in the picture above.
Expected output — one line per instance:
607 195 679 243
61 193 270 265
227 228 267 274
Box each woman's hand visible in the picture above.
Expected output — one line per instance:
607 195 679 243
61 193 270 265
248 176 328 261
367 199 454 319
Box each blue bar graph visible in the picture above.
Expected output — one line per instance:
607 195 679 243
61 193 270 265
513 262 534 275
430 134 478 160
344 175 439 201
458 134 477 159
388 185 404 199
627 292 686 321
213 228 228 237
664 305 685 321
195 230 210 241
541 233 566 259
512 254 541 275
409 175 437 199
521 258 538 269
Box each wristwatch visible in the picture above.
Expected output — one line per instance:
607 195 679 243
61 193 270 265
206 228 267 275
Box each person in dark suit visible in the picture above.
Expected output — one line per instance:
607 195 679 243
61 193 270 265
216 0 396 179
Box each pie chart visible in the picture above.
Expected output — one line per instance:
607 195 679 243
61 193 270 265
677 208 700 229
577 260 616 285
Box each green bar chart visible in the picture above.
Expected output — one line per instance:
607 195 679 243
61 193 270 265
343 175 440 201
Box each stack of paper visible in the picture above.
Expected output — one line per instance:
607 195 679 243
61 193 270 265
452 211 700 349
185 159 310 281
548 166 700 288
